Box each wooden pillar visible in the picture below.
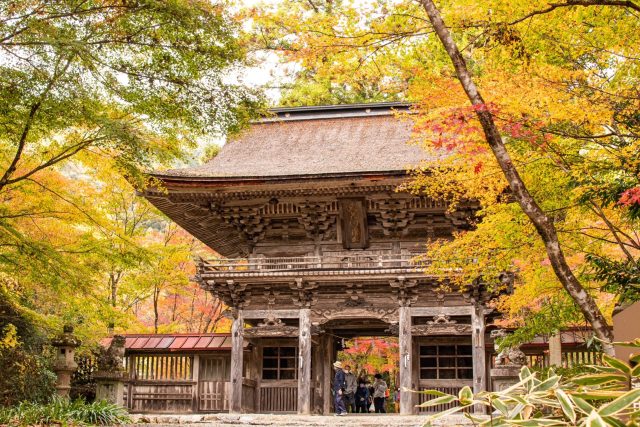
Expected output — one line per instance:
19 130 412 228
471 305 486 414
399 305 413 415
312 334 323 414
322 334 332 415
297 308 312 414
127 355 135 410
192 354 200 412
230 310 244 414
549 332 562 366
251 342 261 413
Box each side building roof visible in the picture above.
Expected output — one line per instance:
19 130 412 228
100 333 249 353
155 102 433 180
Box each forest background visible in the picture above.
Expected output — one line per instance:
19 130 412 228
0 0 638 405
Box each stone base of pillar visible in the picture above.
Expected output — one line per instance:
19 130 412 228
490 366 522 392
95 372 127 405
54 369 74 397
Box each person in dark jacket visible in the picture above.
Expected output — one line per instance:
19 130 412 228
354 380 370 413
332 361 347 416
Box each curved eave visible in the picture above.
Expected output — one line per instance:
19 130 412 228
148 169 411 186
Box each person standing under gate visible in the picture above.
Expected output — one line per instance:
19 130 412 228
343 365 357 413
372 373 387 413
332 361 348 416
355 381 370 413
393 387 401 413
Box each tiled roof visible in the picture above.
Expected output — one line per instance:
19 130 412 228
101 333 245 352
155 105 437 179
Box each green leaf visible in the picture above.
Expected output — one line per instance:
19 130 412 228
555 389 576 423
601 416 627 427
519 366 533 382
598 388 640 417
423 404 469 422
572 396 595 415
532 376 560 392
417 395 457 408
602 354 632 375
585 410 607 427
631 363 640 377
509 403 525 419
572 373 628 386
491 398 509 415
411 389 450 397
506 420 567 426
571 391 627 401
458 386 474 405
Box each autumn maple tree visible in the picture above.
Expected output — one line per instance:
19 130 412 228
0 0 258 399
246 0 640 354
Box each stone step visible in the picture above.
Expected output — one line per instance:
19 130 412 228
129 413 479 427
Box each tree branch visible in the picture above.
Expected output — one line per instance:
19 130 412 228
420 0 615 354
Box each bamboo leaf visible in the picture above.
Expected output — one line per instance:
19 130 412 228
506 419 567 426
571 391 626 400
572 373 628 386
491 398 509 415
555 389 576 423
423 404 470 422
601 416 627 427
585 410 607 427
598 388 640 417
458 386 474 405
570 396 594 415
532 376 560 392
417 395 457 408
602 354 632 375
408 388 450 397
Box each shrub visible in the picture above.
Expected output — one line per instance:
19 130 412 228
0 324 56 406
0 397 130 426
414 340 640 426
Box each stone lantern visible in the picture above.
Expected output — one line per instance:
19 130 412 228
51 324 81 397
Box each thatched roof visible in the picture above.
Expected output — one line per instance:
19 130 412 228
156 103 433 179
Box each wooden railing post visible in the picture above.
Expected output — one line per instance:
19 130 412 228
230 310 244 413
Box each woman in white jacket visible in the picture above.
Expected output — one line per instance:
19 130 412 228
372 373 387 413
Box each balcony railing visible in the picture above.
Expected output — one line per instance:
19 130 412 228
198 253 428 274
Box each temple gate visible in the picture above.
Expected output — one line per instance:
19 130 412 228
143 102 499 415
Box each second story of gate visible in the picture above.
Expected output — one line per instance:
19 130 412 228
143 103 480 280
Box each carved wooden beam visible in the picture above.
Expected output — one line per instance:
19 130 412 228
389 277 418 307
411 315 472 336
297 202 336 241
375 199 415 237
243 313 299 337
311 307 399 325
290 278 318 308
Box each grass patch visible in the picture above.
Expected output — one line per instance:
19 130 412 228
0 397 130 425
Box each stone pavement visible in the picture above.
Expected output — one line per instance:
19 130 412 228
128 413 479 427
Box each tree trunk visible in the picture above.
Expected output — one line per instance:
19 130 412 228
153 286 160 334
419 0 614 355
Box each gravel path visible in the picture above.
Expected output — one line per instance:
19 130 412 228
127 413 480 427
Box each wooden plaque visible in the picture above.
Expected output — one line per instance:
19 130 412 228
339 198 368 249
